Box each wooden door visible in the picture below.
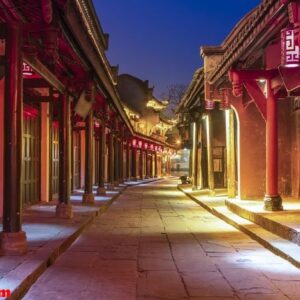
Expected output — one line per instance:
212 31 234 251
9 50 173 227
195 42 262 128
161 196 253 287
73 131 81 189
22 105 41 206
93 138 98 185
52 123 59 199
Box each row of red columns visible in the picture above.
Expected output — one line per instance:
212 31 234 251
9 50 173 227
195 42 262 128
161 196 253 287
0 23 161 255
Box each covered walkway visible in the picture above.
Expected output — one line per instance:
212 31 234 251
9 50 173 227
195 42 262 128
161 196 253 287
23 179 300 300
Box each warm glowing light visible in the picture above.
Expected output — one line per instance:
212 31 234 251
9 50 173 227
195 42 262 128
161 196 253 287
132 139 137 147
138 140 143 148
176 139 181 145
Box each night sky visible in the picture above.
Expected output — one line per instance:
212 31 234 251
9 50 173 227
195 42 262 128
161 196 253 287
94 0 261 97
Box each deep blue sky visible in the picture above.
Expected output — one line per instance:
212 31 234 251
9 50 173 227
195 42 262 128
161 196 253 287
94 0 261 97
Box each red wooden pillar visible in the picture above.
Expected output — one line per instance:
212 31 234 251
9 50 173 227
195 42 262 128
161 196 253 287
97 118 106 195
1 23 27 254
131 148 137 180
114 134 119 186
56 91 73 218
145 150 149 178
108 132 115 189
264 80 282 211
154 151 158 178
139 149 144 179
82 110 95 204
229 69 283 210
126 140 131 181
150 152 153 178
119 127 124 183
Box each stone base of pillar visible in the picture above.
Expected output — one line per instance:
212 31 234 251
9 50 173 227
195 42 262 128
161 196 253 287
209 189 216 197
97 186 106 196
0 231 27 255
56 203 73 219
82 193 95 205
263 195 283 211
131 177 138 181
144 176 150 179
114 181 119 187
107 183 114 190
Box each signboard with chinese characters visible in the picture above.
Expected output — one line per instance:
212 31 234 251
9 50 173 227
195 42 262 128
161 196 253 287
281 27 300 67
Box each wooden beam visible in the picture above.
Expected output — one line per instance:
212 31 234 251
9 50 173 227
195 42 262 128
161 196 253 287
244 81 267 121
23 54 65 93
24 96 52 103
24 78 50 89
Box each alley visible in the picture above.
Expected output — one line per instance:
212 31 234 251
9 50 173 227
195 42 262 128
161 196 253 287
23 179 300 300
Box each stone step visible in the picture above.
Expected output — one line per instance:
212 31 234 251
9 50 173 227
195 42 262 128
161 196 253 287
226 199 300 245
179 186 300 269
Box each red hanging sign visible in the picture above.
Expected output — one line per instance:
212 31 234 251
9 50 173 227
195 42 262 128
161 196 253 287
22 62 34 76
281 26 300 67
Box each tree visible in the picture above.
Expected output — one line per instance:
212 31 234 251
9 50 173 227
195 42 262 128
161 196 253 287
160 83 187 119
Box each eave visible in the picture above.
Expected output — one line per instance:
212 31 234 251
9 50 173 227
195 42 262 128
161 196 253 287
207 0 287 85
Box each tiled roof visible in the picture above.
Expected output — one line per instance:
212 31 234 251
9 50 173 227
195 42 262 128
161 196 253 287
207 0 284 84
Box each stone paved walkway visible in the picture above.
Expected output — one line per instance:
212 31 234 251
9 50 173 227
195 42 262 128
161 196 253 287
23 179 300 300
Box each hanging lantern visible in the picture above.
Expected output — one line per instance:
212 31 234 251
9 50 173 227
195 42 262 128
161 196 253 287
205 99 215 110
132 138 137 148
281 26 300 67
150 144 154 150
138 140 143 148
22 62 34 76
220 89 231 110
154 145 158 151
144 142 148 150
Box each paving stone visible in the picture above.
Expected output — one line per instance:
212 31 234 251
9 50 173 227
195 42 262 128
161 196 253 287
22 179 300 299
182 271 234 297
137 270 188 299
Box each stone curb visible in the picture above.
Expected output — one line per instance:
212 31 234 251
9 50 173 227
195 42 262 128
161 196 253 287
178 185 300 269
225 199 300 245
8 178 162 300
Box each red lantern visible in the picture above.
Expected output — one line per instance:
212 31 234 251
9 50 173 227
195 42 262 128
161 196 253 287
154 145 158 151
281 26 300 67
138 140 143 148
205 99 215 110
150 144 154 150
132 138 137 148
144 142 148 150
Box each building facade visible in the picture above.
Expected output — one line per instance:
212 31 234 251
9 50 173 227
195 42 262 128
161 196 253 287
177 0 299 211
0 0 175 255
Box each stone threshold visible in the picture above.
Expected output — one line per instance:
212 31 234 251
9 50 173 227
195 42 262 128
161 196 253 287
178 184 300 270
2 177 162 300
